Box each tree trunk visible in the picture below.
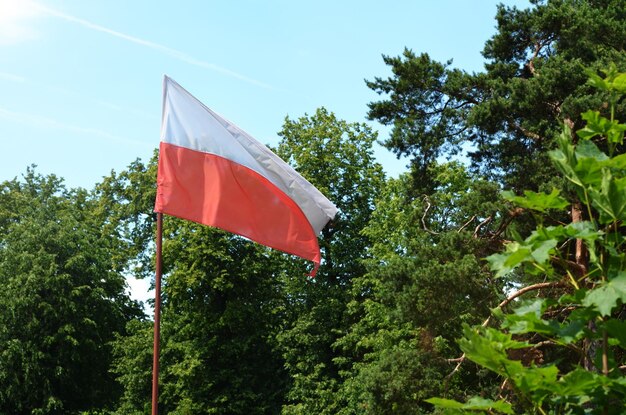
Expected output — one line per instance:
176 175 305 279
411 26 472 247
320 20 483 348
572 200 595 371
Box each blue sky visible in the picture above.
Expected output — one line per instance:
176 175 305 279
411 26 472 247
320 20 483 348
0 0 530 304
1 0 530 190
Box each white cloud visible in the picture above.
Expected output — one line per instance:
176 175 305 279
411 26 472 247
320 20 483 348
0 0 43 44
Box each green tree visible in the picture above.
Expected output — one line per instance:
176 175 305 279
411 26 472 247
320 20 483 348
335 165 503 414
107 108 387 414
92 157 159 281
429 68 626 415
367 0 626 192
273 108 385 414
352 1 626 411
0 168 142 414
104 157 290 414
159 223 289 414
110 319 154 415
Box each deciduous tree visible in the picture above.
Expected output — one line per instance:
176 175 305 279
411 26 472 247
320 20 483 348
0 168 141 414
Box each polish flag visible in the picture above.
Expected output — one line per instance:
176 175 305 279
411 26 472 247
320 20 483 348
154 76 337 275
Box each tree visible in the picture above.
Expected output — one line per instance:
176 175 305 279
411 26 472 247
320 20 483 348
158 223 290 414
334 164 504 414
107 107 388 414
273 108 385 414
0 168 142 414
103 157 291 414
428 68 626 415
108 108 385 415
351 1 626 410
335 2 626 412
367 0 626 192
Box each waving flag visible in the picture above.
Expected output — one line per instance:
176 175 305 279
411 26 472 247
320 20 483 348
154 76 337 275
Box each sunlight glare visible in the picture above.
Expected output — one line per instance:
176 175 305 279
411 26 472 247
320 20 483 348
0 0 43 44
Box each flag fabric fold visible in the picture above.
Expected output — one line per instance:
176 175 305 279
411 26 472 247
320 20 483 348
155 76 337 275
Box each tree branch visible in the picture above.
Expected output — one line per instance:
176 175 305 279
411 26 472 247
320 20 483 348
526 36 554 77
444 281 565 387
457 215 476 233
527 41 542 76
508 120 545 142
421 196 440 235
550 256 586 279
495 281 565 312
473 216 493 238
490 208 524 241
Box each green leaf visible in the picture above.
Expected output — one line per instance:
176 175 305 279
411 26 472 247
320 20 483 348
577 108 626 145
424 397 466 409
612 73 626 94
562 221 602 264
583 272 626 316
574 140 608 187
549 128 583 188
487 224 571 277
459 325 528 376
588 169 626 223
603 319 626 349
562 221 600 240
502 188 569 212
514 364 560 398
486 243 532 278
426 397 514 414
502 299 583 343
605 152 626 170
554 368 603 398
556 320 586 344
586 71 610 91
578 110 611 141
578 139 609 161
502 299 558 334
530 239 557 264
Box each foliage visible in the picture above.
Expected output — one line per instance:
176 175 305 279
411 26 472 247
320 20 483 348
110 319 153 415
4 2 626 414
367 0 626 193
104 161 290 415
92 156 159 280
0 169 142 414
157 223 289 415
428 70 626 414
274 107 386 414
333 165 504 414
108 107 386 414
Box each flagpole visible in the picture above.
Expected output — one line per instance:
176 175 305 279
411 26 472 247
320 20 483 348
152 212 163 415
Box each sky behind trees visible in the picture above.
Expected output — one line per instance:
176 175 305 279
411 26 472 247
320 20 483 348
0 0 530 306
1 0 528 190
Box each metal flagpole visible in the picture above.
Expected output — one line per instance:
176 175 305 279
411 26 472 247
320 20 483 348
152 212 163 415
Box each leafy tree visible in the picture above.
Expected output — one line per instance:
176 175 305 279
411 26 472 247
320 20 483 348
104 159 290 414
109 108 386 414
158 223 290 414
429 69 626 414
354 2 626 411
273 108 385 414
110 319 154 415
0 168 142 414
367 0 626 192
92 157 159 281
334 165 503 414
